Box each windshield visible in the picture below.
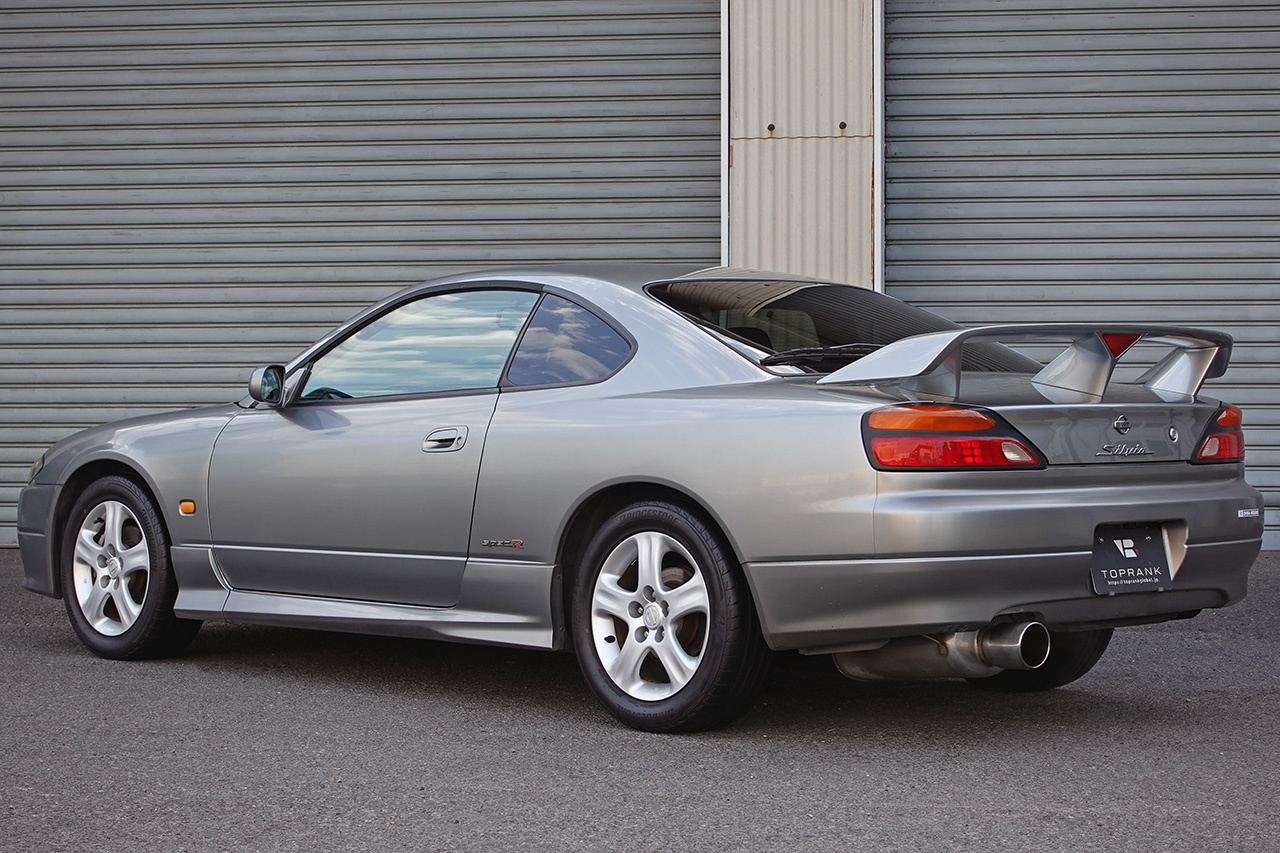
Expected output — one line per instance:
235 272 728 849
647 279 1041 374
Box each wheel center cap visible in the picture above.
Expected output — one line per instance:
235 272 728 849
106 557 122 578
642 602 663 630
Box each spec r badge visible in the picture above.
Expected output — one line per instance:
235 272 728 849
481 538 524 549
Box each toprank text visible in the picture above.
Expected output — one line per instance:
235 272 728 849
1097 566 1167 582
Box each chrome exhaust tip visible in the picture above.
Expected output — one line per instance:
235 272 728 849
979 621 1051 671
832 621 1051 682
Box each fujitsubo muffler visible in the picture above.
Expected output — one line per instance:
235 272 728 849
832 622 1051 682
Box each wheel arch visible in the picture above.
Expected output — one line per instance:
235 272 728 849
551 480 748 650
48 458 165 599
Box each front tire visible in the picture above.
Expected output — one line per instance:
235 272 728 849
571 501 770 732
59 475 201 660
968 627 1113 693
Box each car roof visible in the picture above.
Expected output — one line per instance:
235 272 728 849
402 264 842 295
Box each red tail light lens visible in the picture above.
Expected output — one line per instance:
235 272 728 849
1196 433 1244 461
1193 404 1246 463
864 404 1044 470
870 436 1040 468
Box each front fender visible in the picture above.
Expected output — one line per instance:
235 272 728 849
30 404 241 573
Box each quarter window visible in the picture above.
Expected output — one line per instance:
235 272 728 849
506 294 631 386
300 289 540 400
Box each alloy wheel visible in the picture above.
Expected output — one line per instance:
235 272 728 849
590 530 711 700
70 500 151 636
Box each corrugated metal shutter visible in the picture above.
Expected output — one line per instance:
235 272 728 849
884 0 1280 547
0 0 720 544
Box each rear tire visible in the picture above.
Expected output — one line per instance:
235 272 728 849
967 627 1113 693
571 501 771 732
59 475 202 660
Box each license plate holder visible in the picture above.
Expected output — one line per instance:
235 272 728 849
1091 523 1172 595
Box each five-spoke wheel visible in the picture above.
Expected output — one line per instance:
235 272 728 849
590 530 710 700
70 499 151 636
60 475 201 660
572 501 770 732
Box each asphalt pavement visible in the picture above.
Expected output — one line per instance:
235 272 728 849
2 547 1276 852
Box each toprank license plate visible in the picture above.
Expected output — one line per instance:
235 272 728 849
1091 523 1172 595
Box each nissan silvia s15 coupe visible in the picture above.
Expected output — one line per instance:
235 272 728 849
18 266 1263 732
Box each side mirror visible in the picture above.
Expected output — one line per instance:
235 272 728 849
248 365 286 406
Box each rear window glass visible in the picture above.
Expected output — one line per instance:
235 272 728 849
647 279 1040 374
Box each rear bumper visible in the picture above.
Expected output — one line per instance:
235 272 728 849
746 536 1258 650
745 463 1264 651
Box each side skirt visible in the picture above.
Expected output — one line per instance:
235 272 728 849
172 546 555 650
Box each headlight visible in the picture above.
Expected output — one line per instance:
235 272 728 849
28 453 45 483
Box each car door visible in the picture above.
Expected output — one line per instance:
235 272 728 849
207 287 541 607
469 292 638 564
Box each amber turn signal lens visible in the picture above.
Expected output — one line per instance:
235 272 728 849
178 500 196 515
867 405 997 432
1217 404 1243 427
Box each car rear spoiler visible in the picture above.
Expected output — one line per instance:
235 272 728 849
815 324 1233 402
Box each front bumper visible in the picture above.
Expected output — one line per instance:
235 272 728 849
17 482 60 597
744 463 1263 651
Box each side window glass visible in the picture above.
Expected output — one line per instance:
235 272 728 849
506 294 631 386
300 289 539 400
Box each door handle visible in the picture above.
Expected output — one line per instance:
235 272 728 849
422 426 467 452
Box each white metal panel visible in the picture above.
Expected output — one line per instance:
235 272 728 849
728 0 872 138
728 137 874 283
0 0 721 544
883 0 1280 546
727 0 874 284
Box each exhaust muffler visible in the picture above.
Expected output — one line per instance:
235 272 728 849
833 621 1051 682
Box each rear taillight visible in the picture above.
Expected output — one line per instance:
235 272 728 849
864 404 1044 470
1192 404 1246 463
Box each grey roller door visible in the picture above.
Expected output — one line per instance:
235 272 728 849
885 0 1280 547
0 0 720 544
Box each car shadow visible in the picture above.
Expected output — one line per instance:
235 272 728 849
163 621 1182 742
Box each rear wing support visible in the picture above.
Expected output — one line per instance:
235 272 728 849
815 324 1233 402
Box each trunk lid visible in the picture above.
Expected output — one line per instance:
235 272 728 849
954 374 1221 465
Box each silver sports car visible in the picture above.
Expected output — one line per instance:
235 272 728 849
18 266 1263 732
